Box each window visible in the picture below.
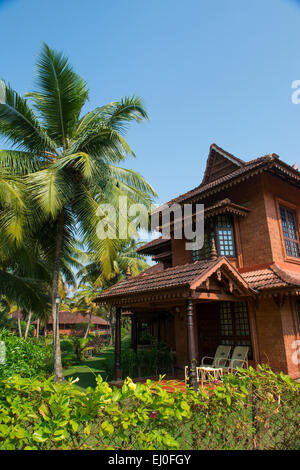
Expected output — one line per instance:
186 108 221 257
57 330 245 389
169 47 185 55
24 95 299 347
279 206 300 258
192 228 212 261
219 301 252 358
215 215 235 257
192 214 236 261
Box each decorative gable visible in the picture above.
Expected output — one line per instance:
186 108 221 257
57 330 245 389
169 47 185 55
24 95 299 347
201 143 245 185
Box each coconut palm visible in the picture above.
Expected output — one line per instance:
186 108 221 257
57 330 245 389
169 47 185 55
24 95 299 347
0 43 156 381
78 239 149 287
77 239 149 344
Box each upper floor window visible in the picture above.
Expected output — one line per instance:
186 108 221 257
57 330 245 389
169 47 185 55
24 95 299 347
279 206 300 258
215 215 235 257
192 214 236 261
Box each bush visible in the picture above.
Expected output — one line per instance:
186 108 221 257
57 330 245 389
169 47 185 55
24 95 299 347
0 330 52 379
184 365 300 450
0 364 298 450
0 375 189 450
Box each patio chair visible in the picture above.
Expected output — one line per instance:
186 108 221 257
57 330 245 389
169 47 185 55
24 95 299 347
221 346 249 374
195 345 232 385
184 345 231 384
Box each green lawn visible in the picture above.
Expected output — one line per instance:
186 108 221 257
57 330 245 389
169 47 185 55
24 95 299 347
63 336 130 390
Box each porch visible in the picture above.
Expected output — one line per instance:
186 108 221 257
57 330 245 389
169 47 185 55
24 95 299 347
94 257 258 390
109 372 219 393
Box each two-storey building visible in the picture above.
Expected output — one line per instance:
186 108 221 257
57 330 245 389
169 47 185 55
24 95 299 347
95 144 300 384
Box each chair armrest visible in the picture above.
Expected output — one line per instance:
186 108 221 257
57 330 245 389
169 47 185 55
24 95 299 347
201 356 214 366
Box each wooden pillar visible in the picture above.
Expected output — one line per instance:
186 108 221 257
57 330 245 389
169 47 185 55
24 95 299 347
186 298 198 391
137 320 142 345
131 313 137 353
115 307 122 380
247 299 260 368
158 316 161 343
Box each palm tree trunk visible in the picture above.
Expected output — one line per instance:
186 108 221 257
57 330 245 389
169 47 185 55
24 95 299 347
17 308 23 337
36 318 40 339
84 308 92 339
24 310 32 340
109 310 114 346
52 211 64 382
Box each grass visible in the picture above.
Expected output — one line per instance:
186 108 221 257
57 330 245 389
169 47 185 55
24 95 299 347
63 336 131 391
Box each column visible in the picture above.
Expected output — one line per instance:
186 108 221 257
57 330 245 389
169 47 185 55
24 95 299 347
115 307 122 381
186 298 198 391
131 313 138 353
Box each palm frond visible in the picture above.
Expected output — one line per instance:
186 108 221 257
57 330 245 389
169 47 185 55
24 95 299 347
26 167 74 219
0 82 56 152
29 43 89 147
0 150 45 175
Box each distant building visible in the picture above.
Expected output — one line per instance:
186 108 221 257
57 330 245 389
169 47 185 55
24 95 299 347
11 310 110 336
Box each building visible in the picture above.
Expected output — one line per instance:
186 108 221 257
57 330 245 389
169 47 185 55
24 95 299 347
40 311 110 336
11 310 110 336
94 144 300 384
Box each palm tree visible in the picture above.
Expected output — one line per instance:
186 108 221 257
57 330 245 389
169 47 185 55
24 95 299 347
77 239 149 344
0 43 156 381
78 239 150 287
71 284 99 339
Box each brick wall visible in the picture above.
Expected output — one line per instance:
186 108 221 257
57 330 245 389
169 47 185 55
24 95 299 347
262 173 300 270
255 297 288 374
280 296 300 380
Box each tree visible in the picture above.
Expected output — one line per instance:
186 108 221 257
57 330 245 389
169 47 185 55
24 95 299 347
77 239 149 344
0 43 156 381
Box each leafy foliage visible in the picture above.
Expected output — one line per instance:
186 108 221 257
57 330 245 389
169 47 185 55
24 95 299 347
0 365 298 450
0 330 52 379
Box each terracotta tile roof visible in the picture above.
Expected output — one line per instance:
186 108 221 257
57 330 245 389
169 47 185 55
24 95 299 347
137 262 165 276
94 257 251 302
241 264 300 290
165 149 299 206
152 250 172 261
38 311 109 326
167 155 274 205
94 259 218 300
136 236 171 254
204 198 250 218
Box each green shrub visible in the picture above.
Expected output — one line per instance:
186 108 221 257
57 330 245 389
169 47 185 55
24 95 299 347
0 364 298 450
0 374 189 450
0 330 52 379
184 365 300 450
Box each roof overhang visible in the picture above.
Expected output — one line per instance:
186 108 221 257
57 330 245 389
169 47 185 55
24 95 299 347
94 257 254 307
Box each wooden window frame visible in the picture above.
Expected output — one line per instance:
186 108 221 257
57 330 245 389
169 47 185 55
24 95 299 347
219 301 253 359
192 214 236 261
276 198 300 263
215 214 236 258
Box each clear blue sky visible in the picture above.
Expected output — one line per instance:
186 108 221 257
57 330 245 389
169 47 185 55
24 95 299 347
1 0 300 204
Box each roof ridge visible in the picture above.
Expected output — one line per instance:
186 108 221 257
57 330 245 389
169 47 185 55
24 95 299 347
210 143 246 166
166 156 269 205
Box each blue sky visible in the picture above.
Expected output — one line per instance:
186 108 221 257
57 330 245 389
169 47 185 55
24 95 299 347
1 0 300 205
